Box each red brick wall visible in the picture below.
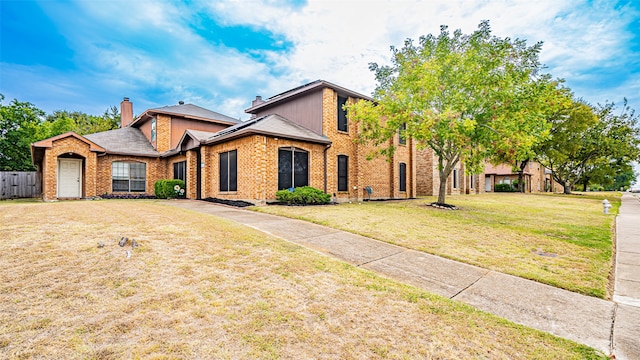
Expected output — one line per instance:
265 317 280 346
200 135 326 204
42 137 98 200
322 88 415 202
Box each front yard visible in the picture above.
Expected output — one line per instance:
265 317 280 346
0 200 603 359
254 193 618 298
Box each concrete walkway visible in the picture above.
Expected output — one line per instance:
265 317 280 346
613 193 640 360
163 197 640 359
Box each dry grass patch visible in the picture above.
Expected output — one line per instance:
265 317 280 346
0 200 604 359
254 193 618 298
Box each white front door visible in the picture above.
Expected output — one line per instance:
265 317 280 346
58 158 82 198
485 176 491 192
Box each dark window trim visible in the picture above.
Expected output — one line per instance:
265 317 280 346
337 96 348 132
219 150 238 192
337 155 348 192
399 162 407 192
453 169 458 189
278 147 309 190
398 123 407 145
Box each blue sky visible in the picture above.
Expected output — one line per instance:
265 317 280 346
2 0 640 179
2 0 638 118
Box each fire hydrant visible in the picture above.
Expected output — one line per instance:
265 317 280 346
603 199 612 214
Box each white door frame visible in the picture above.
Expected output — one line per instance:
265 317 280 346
485 176 492 192
57 158 82 198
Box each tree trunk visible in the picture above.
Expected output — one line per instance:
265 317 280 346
437 169 448 204
517 160 529 193
563 183 572 194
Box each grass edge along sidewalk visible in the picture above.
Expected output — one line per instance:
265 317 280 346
253 193 619 298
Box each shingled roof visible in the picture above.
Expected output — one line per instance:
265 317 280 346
202 114 331 146
130 103 240 127
245 79 373 114
84 127 159 157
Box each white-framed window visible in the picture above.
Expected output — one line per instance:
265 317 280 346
112 162 146 192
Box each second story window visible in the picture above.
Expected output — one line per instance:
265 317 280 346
337 96 348 132
151 118 156 142
398 123 407 145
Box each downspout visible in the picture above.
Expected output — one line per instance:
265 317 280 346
323 143 332 194
196 146 202 200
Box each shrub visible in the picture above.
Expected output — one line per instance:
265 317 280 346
494 183 516 192
154 179 186 199
275 186 331 205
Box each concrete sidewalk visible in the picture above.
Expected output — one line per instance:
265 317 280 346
163 197 640 359
613 193 640 359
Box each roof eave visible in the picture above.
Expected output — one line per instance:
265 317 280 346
203 128 331 146
245 80 373 114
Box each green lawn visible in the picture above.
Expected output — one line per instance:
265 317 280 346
0 200 605 359
254 193 619 298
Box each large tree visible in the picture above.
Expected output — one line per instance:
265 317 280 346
347 21 555 204
43 107 120 137
0 95 46 171
537 99 640 194
490 78 573 193
0 94 121 171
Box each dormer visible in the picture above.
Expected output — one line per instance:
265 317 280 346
128 101 240 153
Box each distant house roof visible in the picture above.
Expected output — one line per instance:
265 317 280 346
245 79 373 114
130 103 240 127
484 163 534 176
85 127 159 157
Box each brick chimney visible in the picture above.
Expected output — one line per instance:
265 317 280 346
120 97 133 128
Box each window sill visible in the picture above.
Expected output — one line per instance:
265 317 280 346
336 130 349 135
218 191 238 195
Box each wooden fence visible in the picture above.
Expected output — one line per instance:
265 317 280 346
0 171 42 199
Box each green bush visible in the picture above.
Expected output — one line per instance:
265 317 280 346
154 179 186 199
494 183 516 192
275 186 331 205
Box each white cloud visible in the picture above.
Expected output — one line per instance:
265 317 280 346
14 0 637 118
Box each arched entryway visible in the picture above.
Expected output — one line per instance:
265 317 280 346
57 155 84 198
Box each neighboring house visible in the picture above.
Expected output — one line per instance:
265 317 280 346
416 150 484 196
31 80 416 203
482 161 561 193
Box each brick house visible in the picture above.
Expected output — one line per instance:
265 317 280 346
483 162 562 193
415 149 484 196
31 80 416 203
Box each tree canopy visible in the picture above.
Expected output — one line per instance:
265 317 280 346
0 95 46 171
536 99 640 193
0 95 120 171
347 21 559 204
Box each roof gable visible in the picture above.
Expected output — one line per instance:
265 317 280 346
130 103 240 127
245 80 373 114
203 114 331 145
31 132 105 152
